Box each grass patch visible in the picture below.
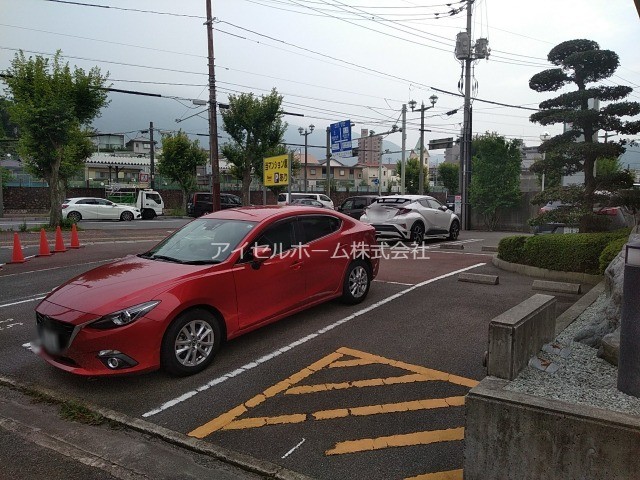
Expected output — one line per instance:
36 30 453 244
59 400 106 426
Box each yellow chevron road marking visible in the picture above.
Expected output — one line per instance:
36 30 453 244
405 469 464 480
325 427 465 455
188 347 477 439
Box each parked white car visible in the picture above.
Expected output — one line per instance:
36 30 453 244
62 197 142 222
360 195 460 244
277 193 335 209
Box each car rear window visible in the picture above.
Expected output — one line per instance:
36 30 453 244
375 197 410 204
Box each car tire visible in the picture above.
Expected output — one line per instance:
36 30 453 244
120 211 134 222
142 209 156 220
67 211 82 223
448 220 460 240
161 309 222 376
410 221 425 245
341 260 371 305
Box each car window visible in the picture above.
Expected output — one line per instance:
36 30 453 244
320 195 331 202
229 196 241 205
277 194 287 202
146 219 256 263
353 199 367 209
95 199 113 206
341 199 354 210
197 193 213 203
428 199 443 209
77 199 96 205
375 197 410 205
254 220 297 255
299 215 341 243
146 193 162 204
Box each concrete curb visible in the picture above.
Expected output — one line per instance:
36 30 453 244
458 272 499 285
492 256 603 285
532 279 581 294
0 374 313 480
554 281 605 335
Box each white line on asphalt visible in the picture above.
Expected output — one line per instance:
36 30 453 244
0 296 47 309
282 438 306 459
0 259 117 278
373 280 415 286
142 262 486 418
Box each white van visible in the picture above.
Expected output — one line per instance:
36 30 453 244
277 193 334 209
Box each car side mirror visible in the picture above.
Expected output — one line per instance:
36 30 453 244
251 245 273 270
439 205 448 212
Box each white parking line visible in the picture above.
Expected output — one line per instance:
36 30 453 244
142 262 486 418
0 295 47 309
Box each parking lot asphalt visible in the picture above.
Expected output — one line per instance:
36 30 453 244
0 227 597 479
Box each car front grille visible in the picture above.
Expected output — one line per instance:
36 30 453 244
36 312 76 355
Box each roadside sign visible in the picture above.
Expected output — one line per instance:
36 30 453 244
139 173 149 182
331 120 353 158
454 194 462 215
428 138 454 150
263 155 289 186
372 178 379 186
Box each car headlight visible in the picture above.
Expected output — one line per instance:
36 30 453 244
90 301 160 330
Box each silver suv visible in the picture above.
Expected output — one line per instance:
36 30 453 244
360 195 460 244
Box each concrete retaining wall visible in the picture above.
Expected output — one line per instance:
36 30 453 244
465 377 640 480
487 294 556 380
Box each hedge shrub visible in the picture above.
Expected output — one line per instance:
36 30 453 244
599 237 628 274
497 229 631 275
497 236 528 263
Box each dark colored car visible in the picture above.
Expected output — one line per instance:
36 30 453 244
187 192 242 217
34 206 379 377
337 195 379 220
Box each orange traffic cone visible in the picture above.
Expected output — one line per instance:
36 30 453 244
54 226 67 253
70 223 81 249
10 233 26 264
37 228 52 257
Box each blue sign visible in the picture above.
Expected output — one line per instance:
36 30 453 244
330 120 352 158
372 178 379 185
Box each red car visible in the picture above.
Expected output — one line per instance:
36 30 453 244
34 207 379 377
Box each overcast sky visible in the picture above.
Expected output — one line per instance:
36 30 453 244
1 0 639 156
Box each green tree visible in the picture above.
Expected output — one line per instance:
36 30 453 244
438 162 459 194
158 131 207 212
2 51 109 226
469 133 522 231
529 39 640 231
395 158 428 194
0 97 19 159
221 89 287 205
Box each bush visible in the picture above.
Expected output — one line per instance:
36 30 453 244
599 236 628 274
497 236 528 263
497 229 631 275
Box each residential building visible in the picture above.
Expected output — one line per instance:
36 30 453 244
125 137 156 156
92 133 125 151
357 129 382 165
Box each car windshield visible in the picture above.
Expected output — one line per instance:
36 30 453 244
140 218 257 264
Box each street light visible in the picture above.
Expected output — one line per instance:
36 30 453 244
409 95 438 194
299 124 315 192
540 132 550 191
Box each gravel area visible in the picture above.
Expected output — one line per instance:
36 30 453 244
506 293 640 416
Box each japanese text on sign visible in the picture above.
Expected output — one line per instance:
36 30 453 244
263 154 289 186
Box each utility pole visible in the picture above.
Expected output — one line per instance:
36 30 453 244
206 0 221 211
299 124 314 192
456 0 489 230
149 121 155 190
0 158 3 218
461 0 472 230
401 104 407 195
409 96 438 195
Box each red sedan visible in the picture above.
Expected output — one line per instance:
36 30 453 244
34 206 379 377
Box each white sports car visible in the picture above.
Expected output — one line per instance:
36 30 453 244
62 197 142 222
360 195 460 244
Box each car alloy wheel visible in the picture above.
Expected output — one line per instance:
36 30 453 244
342 260 371 304
410 222 425 245
162 309 221 376
448 220 460 240
68 211 82 223
120 211 134 221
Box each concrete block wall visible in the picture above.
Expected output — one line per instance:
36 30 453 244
487 294 556 380
465 377 640 480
